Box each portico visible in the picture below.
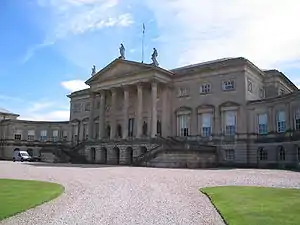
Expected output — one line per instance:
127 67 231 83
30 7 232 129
84 58 173 141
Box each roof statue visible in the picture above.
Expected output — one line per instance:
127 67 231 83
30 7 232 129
91 65 96 76
151 48 159 66
119 43 125 59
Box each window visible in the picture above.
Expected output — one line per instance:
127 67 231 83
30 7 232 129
85 103 91 111
83 124 88 140
278 146 285 161
199 84 211 94
177 114 190 136
258 113 268 134
201 113 212 137
62 130 68 141
225 111 236 135
259 147 268 160
298 147 300 162
247 79 253 92
73 103 81 113
279 89 285 96
128 118 134 137
259 88 265 98
277 111 286 133
40 130 47 141
14 129 22 140
52 130 58 142
178 87 189 97
72 125 78 141
225 149 235 161
27 130 35 141
295 108 300 131
223 80 235 91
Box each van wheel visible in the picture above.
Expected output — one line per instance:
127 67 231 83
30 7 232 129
21 158 24 162
13 158 15 162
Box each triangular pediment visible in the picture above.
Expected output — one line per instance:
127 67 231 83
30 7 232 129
85 59 157 85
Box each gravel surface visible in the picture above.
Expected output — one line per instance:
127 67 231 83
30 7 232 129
1 161 300 225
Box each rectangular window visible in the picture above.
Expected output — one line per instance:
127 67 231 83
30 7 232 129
258 113 268 134
52 130 59 142
295 109 300 131
83 124 88 140
177 114 190 136
225 149 235 161
62 130 68 141
247 79 253 92
199 84 211 94
27 130 35 141
279 89 285 96
14 129 22 140
178 87 189 97
73 103 81 113
85 103 91 111
201 113 212 137
277 111 286 133
223 80 235 91
259 88 265 98
225 111 236 135
128 118 134 137
72 125 78 141
40 130 47 141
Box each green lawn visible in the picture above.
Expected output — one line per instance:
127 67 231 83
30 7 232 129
201 186 300 225
0 179 64 221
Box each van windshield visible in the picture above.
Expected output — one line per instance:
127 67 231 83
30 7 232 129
20 153 29 156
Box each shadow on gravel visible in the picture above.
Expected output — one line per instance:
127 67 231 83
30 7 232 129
25 162 127 168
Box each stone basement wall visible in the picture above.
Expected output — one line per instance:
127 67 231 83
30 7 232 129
83 143 158 165
146 150 217 169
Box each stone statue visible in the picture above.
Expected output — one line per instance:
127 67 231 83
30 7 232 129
151 48 159 66
119 43 125 59
91 65 96 76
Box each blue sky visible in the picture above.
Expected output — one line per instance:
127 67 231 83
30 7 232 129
0 0 300 121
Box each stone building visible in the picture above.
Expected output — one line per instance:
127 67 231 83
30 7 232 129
1 53 300 168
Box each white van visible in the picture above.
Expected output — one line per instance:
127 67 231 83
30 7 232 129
13 150 32 162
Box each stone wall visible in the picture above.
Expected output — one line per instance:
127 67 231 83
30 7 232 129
146 149 217 168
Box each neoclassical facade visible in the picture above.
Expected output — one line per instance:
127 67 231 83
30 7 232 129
1 55 300 168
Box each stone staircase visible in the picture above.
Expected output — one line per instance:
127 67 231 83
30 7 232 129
58 142 88 164
133 135 218 168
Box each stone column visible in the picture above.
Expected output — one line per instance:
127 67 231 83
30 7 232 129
161 85 169 137
98 90 105 139
88 92 95 140
137 83 143 138
151 81 158 138
110 88 117 139
123 86 129 139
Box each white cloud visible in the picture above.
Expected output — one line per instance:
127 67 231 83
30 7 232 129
19 110 69 121
145 0 300 69
23 0 133 63
61 80 89 92
18 100 70 121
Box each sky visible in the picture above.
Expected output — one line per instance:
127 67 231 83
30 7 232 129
0 0 300 121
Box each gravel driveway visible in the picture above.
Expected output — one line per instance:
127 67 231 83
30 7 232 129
1 161 300 225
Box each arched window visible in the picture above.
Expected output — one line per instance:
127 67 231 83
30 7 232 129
259 147 268 161
278 146 285 161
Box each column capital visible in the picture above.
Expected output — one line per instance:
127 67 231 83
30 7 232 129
121 84 131 91
137 82 146 87
111 87 117 95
